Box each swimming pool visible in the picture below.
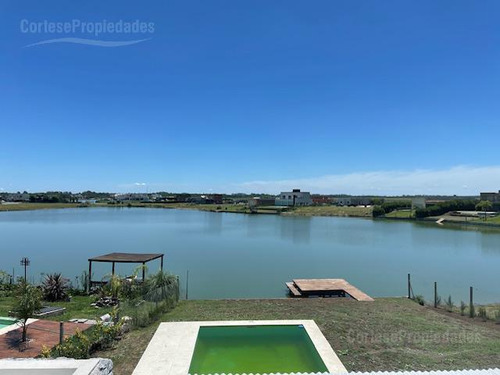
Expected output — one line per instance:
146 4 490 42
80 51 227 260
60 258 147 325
132 320 347 375
0 317 18 329
0 317 19 335
189 325 328 374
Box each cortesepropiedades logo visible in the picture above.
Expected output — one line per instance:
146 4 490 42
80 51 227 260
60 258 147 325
20 19 155 47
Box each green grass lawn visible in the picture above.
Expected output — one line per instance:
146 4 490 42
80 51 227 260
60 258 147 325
0 203 81 212
95 298 500 375
284 205 373 217
481 215 500 224
0 295 112 321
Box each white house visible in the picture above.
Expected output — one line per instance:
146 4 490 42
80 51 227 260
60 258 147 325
275 189 312 206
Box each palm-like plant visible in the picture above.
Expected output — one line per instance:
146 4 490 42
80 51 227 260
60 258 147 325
42 273 69 302
144 271 179 303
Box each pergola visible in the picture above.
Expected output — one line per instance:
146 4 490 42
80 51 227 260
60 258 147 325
88 252 164 289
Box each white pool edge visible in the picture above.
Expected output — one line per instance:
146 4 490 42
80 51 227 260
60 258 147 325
132 320 347 375
0 318 38 336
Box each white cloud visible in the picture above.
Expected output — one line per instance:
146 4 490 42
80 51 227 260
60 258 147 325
235 166 500 195
134 182 147 186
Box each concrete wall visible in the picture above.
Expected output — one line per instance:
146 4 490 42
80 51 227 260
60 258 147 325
0 358 112 375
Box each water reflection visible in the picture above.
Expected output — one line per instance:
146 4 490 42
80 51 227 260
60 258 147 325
480 232 500 254
280 216 311 244
203 211 222 235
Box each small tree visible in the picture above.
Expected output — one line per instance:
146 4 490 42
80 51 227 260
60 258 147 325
12 281 42 342
372 206 385 217
475 200 492 220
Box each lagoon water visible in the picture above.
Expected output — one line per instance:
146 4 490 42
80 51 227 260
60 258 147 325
0 207 498 303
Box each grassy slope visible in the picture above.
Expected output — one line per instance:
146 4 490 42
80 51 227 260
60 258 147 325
385 209 414 218
0 203 80 212
284 205 373 217
97 298 500 375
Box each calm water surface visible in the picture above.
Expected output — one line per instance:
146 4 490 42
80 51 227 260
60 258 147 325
0 207 498 303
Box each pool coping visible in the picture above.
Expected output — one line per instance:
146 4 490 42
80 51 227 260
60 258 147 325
132 320 347 375
0 318 37 336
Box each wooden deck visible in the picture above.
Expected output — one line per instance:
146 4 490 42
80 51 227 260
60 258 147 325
286 278 374 301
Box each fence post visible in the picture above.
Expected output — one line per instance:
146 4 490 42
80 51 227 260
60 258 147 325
434 282 438 308
176 275 180 302
407 273 411 299
59 322 64 345
469 286 474 318
185 270 189 300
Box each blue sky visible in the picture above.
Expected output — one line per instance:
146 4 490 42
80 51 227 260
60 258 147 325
1 1 499 195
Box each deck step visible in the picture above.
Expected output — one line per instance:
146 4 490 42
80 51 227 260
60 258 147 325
285 282 302 296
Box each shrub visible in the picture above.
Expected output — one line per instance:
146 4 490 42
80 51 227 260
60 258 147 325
460 301 466 316
372 206 386 218
381 200 411 213
415 199 477 218
469 304 475 318
445 295 454 312
435 295 442 307
495 309 500 324
414 295 425 306
79 271 89 293
478 307 488 321
51 320 123 359
42 273 70 302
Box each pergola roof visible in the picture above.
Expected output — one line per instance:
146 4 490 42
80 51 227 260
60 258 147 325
88 252 163 263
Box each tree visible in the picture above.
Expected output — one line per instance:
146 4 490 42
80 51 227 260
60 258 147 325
12 281 42 342
475 200 492 220
372 206 386 217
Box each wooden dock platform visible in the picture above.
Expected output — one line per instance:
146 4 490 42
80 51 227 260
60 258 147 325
285 278 374 301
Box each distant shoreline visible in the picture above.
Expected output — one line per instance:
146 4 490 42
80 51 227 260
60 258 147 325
1 202 499 229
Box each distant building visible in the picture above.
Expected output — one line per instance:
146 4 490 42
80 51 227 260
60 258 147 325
248 197 276 207
5 193 30 202
210 194 223 205
480 191 500 203
275 189 312 206
334 197 372 206
114 193 148 202
311 195 332 205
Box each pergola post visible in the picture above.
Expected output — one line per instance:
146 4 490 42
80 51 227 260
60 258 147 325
142 262 146 281
160 255 164 272
88 260 92 292
112 262 115 276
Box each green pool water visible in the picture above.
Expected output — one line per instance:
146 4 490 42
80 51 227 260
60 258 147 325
0 318 17 330
188 325 328 374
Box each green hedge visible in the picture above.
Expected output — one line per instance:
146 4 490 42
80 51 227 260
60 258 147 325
415 199 477 218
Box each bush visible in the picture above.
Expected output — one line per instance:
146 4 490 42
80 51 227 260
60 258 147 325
415 199 478 218
50 320 123 359
372 206 386 217
478 307 488 321
381 201 411 214
42 273 70 302
445 295 454 312
469 304 475 318
460 301 466 316
414 295 425 306
495 309 500 324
